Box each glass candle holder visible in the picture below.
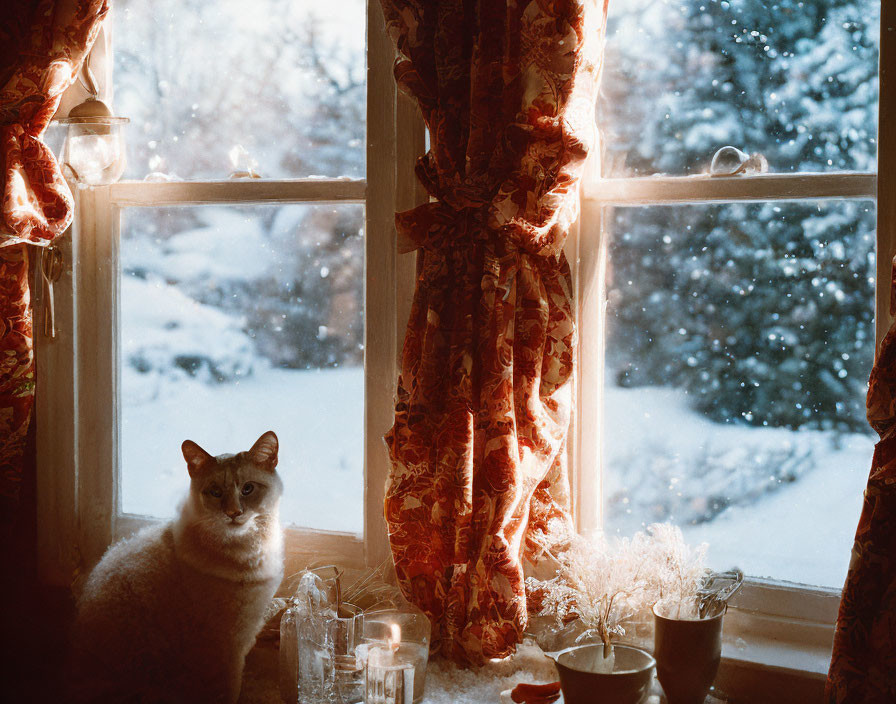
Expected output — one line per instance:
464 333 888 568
280 568 366 704
57 116 129 185
365 642 415 704
361 606 431 704
331 603 365 704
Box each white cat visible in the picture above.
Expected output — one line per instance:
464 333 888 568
70 431 284 704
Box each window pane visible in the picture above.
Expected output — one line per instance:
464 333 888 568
113 0 365 179
600 0 879 176
601 200 875 587
120 204 364 534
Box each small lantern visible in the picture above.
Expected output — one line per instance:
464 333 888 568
54 48 128 186
56 98 128 185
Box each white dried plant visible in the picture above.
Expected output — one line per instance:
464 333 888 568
527 523 709 650
644 523 710 618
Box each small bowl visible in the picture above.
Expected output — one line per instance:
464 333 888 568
547 643 656 704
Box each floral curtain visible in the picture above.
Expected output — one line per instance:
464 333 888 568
826 261 896 702
0 0 109 501
379 0 610 665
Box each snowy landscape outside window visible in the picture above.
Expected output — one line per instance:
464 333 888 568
583 0 880 589
119 205 364 532
114 0 365 181
111 0 369 534
34 0 417 580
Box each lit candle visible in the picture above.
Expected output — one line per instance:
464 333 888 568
365 623 415 704
388 624 400 654
361 608 431 704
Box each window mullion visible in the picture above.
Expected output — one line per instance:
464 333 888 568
364 0 427 569
364 0 401 569
573 195 609 536
108 179 366 208
875 0 895 353
584 172 876 208
75 185 122 569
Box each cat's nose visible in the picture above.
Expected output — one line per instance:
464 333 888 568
226 508 243 519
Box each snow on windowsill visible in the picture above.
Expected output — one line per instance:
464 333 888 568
238 638 559 704
422 640 559 704
239 632 831 703
241 637 789 704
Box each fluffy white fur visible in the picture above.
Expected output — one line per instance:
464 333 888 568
70 432 284 704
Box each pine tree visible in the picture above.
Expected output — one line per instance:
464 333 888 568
602 0 879 432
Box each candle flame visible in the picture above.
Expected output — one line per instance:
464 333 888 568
388 623 401 651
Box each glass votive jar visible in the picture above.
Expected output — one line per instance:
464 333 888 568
332 603 365 704
365 646 415 704
281 567 364 704
361 606 431 704
57 116 128 185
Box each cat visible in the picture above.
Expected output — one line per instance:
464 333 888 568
69 431 284 704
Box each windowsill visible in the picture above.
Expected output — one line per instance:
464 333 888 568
7 576 831 703
715 642 829 703
240 635 831 704
711 583 836 702
722 632 831 678
239 639 562 704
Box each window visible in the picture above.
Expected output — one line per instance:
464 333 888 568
572 0 889 677
119 204 366 533
34 0 893 685
602 199 876 588
35 0 425 581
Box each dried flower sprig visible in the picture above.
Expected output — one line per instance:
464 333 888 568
527 523 709 650
644 523 710 616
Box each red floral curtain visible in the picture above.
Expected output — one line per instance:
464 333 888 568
0 0 109 501
826 261 896 702
379 0 609 665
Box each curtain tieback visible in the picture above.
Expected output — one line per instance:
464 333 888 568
395 200 491 254
395 197 560 261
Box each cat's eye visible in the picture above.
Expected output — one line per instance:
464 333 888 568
207 487 223 499
241 483 254 496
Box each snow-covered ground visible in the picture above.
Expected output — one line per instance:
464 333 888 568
603 384 872 588
119 246 871 588
122 365 871 588
121 365 364 534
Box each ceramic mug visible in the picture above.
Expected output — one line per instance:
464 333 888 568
653 602 724 704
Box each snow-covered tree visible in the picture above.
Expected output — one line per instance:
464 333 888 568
114 0 367 379
601 0 879 432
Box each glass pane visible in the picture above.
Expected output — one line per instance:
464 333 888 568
120 204 364 533
600 0 879 176
113 0 365 179
601 200 876 587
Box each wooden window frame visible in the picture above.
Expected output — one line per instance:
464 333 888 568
567 1 893 686
34 0 425 584
570 172 880 686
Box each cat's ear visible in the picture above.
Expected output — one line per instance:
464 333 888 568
249 431 278 472
182 440 215 478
